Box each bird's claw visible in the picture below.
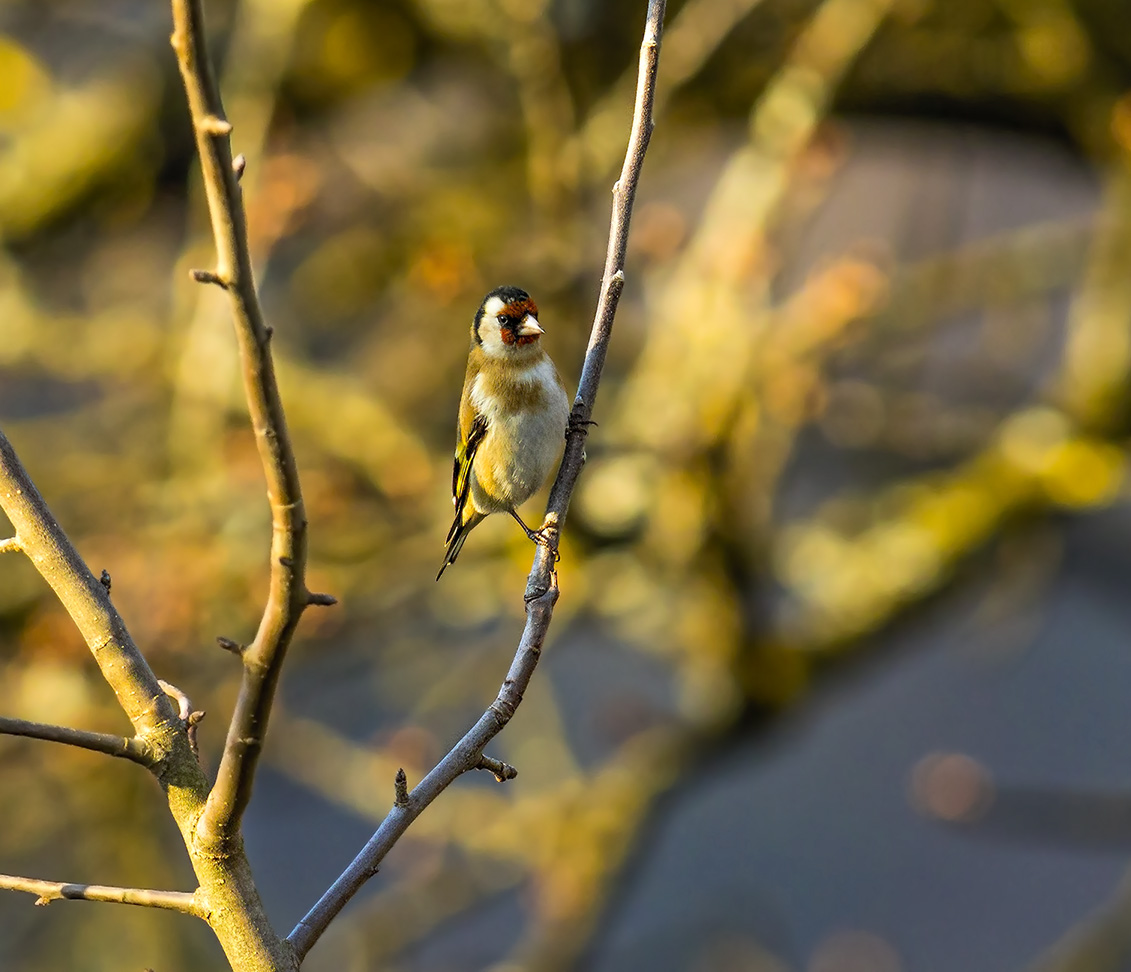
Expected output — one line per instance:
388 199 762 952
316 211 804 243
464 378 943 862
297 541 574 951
532 528 561 562
566 418 598 440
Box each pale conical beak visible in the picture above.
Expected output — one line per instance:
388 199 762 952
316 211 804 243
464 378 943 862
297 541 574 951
517 316 544 337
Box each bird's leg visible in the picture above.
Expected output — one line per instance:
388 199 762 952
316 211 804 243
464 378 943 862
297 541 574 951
510 510 560 562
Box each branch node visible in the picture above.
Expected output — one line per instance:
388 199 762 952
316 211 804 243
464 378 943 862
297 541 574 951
475 755 518 783
232 153 246 180
394 768 409 808
199 114 232 136
279 555 294 568
190 268 228 289
0 537 20 554
158 680 193 723
307 592 337 607
34 896 50 907
158 681 203 760
216 636 245 655
524 579 550 603
99 569 111 594
488 698 516 723
187 712 205 759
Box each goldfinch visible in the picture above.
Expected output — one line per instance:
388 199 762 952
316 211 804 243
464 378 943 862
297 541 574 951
438 285 570 579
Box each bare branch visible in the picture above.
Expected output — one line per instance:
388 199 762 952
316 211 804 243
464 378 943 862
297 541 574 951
530 0 667 593
171 0 316 850
0 716 152 766
0 432 181 743
288 576 560 957
0 872 202 916
287 1 666 958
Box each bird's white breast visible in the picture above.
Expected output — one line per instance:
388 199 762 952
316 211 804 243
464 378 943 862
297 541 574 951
469 357 569 512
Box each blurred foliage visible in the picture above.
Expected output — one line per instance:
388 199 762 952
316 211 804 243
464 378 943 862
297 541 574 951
3 0 1131 969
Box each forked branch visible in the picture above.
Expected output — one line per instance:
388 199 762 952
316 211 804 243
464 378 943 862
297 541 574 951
286 0 667 958
170 0 315 850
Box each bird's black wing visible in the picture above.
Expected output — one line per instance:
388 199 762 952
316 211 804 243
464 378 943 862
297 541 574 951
448 410 488 544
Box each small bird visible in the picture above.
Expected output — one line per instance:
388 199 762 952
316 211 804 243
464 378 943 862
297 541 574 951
438 285 570 579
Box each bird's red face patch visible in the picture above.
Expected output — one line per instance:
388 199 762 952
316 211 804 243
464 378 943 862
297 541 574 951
509 297 538 320
499 298 541 345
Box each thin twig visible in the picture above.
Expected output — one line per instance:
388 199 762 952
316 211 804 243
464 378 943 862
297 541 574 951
575 0 768 181
158 679 193 723
0 716 152 766
159 680 205 759
216 636 245 654
171 0 316 850
475 755 518 782
286 0 666 958
0 873 202 915
287 576 560 958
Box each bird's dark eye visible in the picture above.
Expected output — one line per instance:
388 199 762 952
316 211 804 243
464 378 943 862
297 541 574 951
497 314 513 326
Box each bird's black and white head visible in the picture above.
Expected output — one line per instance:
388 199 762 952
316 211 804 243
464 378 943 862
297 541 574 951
473 285 544 358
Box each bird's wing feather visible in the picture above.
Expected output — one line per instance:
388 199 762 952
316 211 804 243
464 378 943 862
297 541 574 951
451 413 487 527
449 361 488 542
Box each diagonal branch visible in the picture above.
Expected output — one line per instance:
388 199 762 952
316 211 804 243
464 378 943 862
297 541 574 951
0 432 181 743
170 0 316 849
530 0 666 584
0 716 152 766
286 0 667 958
0 872 203 916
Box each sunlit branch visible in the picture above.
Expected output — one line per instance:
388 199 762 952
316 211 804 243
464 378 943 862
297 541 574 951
0 716 152 766
0 431 180 743
285 0 667 959
170 0 318 850
0 872 202 915
576 0 768 180
168 0 316 478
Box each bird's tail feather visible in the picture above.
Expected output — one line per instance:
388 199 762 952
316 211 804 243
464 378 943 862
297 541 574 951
437 511 483 580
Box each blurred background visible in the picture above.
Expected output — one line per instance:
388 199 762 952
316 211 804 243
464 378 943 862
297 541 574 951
3 0 1131 969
